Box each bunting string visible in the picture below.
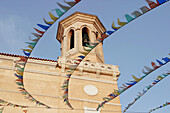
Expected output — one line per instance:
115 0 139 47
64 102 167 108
123 72 170 112
13 0 81 109
0 105 4 113
61 0 170 109
0 99 27 112
149 102 170 113
97 54 170 110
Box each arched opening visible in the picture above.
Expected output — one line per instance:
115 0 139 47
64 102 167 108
82 27 90 46
69 30 74 49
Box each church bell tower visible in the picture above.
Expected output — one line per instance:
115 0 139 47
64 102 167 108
56 12 106 63
56 12 122 113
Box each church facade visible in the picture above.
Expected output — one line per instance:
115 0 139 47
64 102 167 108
0 12 121 113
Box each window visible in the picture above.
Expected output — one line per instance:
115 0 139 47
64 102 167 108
82 27 90 46
69 29 74 49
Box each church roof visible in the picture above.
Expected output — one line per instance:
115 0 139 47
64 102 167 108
0 52 57 62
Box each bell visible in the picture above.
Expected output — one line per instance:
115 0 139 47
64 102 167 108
83 33 89 46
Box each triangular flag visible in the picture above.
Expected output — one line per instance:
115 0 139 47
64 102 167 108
157 0 167 4
125 14 134 22
75 0 81 3
64 0 76 7
156 59 164 66
32 33 42 39
22 49 32 53
142 69 150 74
25 42 37 47
28 45 34 50
146 0 159 9
57 2 70 11
117 18 127 26
112 21 120 30
144 66 153 72
151 62 160 69
131 11 142 18
23 50 31 57
34 28 45 35
37 24 50 30
54 8 64 17
49 12 58 21
162 57 170 63
43 18 54 25
140 6 150 14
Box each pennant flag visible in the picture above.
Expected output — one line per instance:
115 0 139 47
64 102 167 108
144 66 153 72
22 49 32 53
54 8 64 17
162 57 170 63
25 42 37 47
64 0 76 7
23 50 31 57
16 82 23 86
57 2 71 11
18 56 28 62
151 62 160 69
132 75 142 82
146 0 159 9
43 18 54 25
131 11 142 18
156 59 164 66
112 21 120 30
140 6 150 14
81 52 88 56
78 55 85 59
30 38 39 43
75 0 81 3
89 42 99 46
37 24 50 30
157 0 167 4
34 28 45 35
125 14 134 22
31 33 42 39
85 44 96 49
105 31 114 35
117 18 127 26
49 12 58 21
84 47 92 51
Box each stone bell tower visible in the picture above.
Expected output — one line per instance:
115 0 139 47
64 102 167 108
56 12 122 113
56 12 105 63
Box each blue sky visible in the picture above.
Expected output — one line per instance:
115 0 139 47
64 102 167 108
0 0 170 113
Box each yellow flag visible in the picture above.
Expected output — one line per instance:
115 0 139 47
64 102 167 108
112 21 121 30
22 49 32 53
117 18 127 26
43 18 54 25
49 12 58 21
132 75 142 82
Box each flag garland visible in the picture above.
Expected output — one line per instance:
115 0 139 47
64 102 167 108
0 99 28 113
149 102 170 113
61 0 170 109
0 105 4 113
123 72 170 112
97 55 170 110
13 0 81 109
